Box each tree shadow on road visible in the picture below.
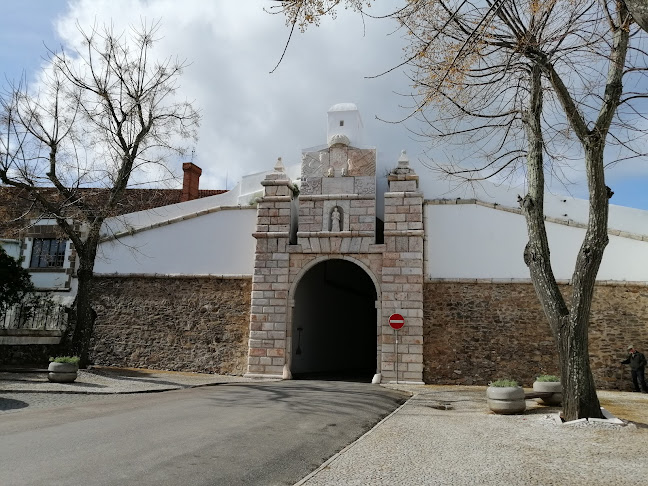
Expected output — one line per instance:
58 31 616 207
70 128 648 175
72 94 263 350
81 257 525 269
0 397 29 412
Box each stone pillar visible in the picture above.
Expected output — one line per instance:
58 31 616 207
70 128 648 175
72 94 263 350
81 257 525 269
381 151 424 383
245 158 294 378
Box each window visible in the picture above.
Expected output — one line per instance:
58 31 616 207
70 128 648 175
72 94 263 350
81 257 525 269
339 120 344 127
30 239 66 268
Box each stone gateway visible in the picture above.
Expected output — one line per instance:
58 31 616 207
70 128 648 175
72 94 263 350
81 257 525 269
247 106 423 383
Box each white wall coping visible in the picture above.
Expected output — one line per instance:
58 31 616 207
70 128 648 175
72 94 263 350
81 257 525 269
425 277 648 287
93 273 252 279
425 198 648 241
100 205 256 243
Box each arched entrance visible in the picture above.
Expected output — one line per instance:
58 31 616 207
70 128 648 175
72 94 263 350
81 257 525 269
290 259 378 381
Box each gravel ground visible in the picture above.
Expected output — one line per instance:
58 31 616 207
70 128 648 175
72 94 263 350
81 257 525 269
297 385 648 486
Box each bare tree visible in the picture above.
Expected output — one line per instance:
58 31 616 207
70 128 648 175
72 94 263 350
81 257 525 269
0 21 200 365
270 0 647 420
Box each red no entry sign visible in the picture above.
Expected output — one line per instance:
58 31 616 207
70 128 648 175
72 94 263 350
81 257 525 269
389 313 405 330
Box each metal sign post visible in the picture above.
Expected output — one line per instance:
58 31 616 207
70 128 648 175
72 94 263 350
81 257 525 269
395 329 399 384
389 313 405 384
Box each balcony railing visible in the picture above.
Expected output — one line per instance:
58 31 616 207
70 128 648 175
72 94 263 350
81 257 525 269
0 299 68 331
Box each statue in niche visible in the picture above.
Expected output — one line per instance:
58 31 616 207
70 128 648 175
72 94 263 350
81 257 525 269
326 166 335 177
331 206 341 232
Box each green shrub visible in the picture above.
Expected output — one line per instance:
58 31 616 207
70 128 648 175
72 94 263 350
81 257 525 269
0 246 34 312
50 356 80 365
488 379 519 387
536 374 560 382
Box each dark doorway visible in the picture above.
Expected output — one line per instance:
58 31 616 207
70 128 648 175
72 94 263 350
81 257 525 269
291 259 377 382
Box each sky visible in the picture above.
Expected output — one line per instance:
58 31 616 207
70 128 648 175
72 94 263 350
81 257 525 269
1 0 647 210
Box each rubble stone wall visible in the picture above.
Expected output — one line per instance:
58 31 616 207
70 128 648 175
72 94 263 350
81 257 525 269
91 276 251 374
423 281 648 390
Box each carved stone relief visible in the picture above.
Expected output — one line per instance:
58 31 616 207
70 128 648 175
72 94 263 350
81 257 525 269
301 151 329 179
329 147 349 172
347 149 376 176
354 176 376 196
300 176 322 196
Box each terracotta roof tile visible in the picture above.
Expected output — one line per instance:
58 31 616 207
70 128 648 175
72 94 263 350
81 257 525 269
0 186 227 239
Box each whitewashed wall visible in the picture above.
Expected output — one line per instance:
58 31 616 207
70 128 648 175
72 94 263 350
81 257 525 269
425 203 648 282
0 239 20 259
95 208 257 275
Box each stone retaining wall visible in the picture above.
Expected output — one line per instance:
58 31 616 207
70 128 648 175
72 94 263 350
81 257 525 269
423 282 648 390
91 276 251 374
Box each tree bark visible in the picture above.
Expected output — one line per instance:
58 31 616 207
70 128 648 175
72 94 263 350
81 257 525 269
624 0 648 33
69 227 100 368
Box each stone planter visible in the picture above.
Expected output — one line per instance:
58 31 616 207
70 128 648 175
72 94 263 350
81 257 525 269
486 386 526 414
533 380 562 406
48 362 78 383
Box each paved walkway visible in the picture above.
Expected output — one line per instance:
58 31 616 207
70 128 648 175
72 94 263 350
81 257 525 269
297 385 648 486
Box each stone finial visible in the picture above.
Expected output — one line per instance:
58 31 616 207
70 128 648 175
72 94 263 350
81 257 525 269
397 150 409 169
327 166 335 177
274 157 285 173
388 149 418 187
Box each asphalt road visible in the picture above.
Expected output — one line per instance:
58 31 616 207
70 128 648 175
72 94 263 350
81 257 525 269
0 381 408 486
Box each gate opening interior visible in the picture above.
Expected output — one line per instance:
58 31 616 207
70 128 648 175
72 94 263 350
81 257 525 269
292 259 377 381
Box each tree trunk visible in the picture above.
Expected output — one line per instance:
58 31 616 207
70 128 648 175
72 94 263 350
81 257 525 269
521 64 603 420
69 232 99 368
557 141 609 420
558 312 602 420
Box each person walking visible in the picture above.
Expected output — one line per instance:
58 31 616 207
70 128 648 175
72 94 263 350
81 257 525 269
621 345 648 393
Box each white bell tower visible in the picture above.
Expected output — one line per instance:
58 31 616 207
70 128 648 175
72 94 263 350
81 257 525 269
327 103 364 147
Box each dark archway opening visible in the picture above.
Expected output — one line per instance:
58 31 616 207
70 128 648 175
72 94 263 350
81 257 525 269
291 259 377 382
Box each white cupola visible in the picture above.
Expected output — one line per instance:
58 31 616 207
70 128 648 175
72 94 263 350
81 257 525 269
327 103 364 147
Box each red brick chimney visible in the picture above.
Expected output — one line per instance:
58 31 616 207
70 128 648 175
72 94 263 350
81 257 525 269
181 162 202 202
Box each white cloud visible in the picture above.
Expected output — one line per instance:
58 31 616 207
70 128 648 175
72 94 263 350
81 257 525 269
5 0 645 208
51 0 414 190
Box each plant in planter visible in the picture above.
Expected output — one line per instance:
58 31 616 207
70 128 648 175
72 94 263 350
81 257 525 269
533 374 562 406
486 379 526 414
48 356 80 383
